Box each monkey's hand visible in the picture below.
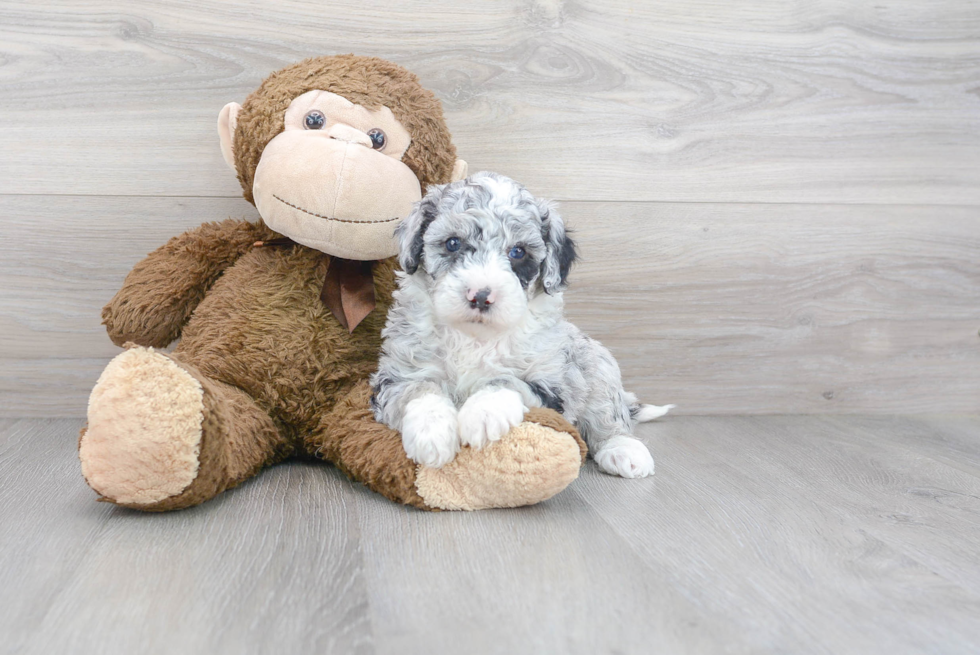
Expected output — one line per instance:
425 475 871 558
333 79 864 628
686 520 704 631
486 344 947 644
102 219 276 348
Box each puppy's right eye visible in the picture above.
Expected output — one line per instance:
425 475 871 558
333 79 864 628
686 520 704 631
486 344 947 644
445 237 461 252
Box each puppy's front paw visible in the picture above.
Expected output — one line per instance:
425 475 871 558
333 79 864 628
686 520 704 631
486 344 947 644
594 436 655 478
458 388 528 450
402 395 460 468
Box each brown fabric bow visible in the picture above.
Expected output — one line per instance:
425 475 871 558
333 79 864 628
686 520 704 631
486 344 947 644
254 238 376 332
320 257 376 333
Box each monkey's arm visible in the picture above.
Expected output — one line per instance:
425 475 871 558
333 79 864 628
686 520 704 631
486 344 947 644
102 219 276 348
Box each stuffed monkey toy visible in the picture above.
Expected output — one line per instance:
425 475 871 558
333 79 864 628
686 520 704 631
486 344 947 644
78 55 586 511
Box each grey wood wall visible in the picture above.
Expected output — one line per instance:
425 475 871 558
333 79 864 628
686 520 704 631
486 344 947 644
1 0 978 416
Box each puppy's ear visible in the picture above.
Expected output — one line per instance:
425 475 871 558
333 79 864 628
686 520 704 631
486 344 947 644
396 185 445 275
539 200 577 294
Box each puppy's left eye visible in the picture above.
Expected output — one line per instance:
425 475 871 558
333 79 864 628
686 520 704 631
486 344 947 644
508 246 526 260
446 237 461 252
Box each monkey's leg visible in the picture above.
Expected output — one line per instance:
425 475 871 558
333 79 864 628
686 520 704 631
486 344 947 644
306 380 587 510
79 347 290 511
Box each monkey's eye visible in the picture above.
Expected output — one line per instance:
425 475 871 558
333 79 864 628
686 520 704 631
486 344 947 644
445 237 461 252
508 246 526 260
367 128 386 150
304 111 326 130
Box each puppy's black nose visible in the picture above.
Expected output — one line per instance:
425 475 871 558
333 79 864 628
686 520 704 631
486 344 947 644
469 288 493 312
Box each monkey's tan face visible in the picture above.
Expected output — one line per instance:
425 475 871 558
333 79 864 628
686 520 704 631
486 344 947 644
221 91 424 260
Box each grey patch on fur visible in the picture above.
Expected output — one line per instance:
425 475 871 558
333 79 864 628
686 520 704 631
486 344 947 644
528 381 565 414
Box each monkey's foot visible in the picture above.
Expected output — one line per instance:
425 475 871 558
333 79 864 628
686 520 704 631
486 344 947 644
414 408 586 511
80 347 205 506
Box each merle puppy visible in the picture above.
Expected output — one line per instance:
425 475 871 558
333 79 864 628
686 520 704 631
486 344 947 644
371 172 672 478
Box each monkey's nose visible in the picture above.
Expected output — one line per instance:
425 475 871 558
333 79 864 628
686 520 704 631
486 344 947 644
326 124 372 148
467 287 494 312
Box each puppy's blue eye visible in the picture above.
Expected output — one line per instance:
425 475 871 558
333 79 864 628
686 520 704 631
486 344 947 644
508 246 526 260
446 237 461 252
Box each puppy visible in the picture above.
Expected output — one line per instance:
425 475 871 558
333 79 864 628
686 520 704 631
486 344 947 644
371 172 673 478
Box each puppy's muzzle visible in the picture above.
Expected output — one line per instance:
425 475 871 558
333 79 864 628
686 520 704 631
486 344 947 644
467 287 495 313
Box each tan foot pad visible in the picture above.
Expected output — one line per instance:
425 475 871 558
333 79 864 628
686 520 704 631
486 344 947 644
80 347 204 505
414 420 583 511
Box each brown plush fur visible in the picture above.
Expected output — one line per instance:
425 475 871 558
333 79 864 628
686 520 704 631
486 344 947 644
83 55 584 511
102 219 276 348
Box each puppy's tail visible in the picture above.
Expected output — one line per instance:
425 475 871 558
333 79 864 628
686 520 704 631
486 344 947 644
632 403 675 423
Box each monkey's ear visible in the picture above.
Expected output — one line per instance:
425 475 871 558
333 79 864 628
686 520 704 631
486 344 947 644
539 201 578 294
396 187 444 275
217 102 242 171
451 159 468 182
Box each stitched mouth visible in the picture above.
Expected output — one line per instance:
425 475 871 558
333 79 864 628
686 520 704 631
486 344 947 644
273 194 403 224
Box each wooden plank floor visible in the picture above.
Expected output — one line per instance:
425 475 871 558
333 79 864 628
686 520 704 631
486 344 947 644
3 416 979 654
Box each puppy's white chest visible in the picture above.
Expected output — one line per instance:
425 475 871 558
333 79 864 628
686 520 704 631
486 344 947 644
443 338 525 397
446 340 515 376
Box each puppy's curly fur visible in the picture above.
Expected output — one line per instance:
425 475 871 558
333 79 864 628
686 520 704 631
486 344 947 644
371 172 673 477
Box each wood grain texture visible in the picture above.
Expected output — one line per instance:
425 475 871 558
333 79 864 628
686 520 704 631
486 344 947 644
3 416 980 654
564 201 980 415
351 487 727 654
0 419 373 655
0 0 978 203
2 195 977 416
575 415 980 655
